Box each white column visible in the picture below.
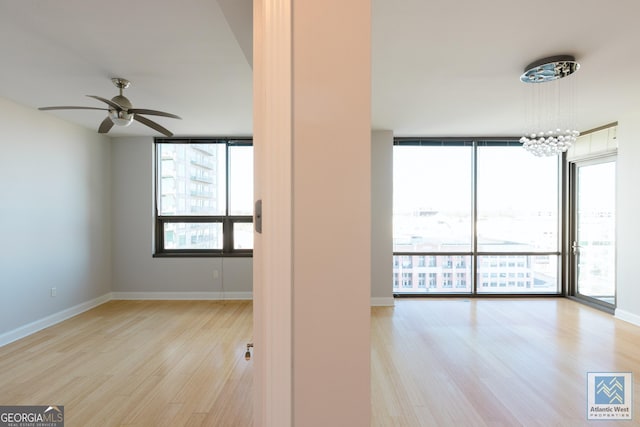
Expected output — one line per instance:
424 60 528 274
253 0 372 426
615 113 640 326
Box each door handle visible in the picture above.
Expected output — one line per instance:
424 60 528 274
572 241 580 255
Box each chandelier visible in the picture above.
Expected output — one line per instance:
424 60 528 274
519 55 580 156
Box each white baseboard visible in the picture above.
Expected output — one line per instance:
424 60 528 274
1 291 389 347
615 309 640 327
371 297 395 307
111 291 253 301
0 293 112 348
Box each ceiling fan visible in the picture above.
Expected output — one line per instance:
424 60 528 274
39 78 181 137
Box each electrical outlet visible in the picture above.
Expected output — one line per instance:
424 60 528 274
213 269 219 279
51 287 57 297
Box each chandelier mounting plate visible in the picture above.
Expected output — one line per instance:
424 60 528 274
520 55 580 83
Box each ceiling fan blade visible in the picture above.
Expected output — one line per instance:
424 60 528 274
128 108 181 119
98 117 114 134
39 106 108 111
134 114 173 137
86 95 122 110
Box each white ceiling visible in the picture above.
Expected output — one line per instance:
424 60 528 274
1 0 639 138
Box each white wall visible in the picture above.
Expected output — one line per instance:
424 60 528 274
614 114 640 325
0 96 112 338
110 133 389 301
371 130 394 305
110 137 252 297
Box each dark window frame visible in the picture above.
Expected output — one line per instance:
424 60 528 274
392 138 564 296
154 137 253 257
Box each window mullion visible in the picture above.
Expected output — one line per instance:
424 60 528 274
472 141 478 295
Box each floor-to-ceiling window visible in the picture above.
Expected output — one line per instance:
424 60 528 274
393 139 561 295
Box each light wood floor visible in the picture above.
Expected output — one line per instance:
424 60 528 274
372 298 640 426
1 298 639 426
0 301 253 427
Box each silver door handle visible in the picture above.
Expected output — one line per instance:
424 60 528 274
572 241 580 255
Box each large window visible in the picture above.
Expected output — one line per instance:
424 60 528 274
394 143 472 253
154 138 253 256
393 139 561 294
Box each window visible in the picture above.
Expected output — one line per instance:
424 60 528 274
394 143 472 253
402 272 413 288
154 139 253 256
477 146 559 253
418 273 426 288
428 273 437 288
401 256 413 268
393 139 561 295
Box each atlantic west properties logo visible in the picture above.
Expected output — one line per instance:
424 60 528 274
0 405 64 427
587 372 633 420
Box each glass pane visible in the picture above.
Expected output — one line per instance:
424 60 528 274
576 161 616 303
163 222 223 250
477 147 559 252
393 255 472 294
229 145 254 215
233 222 254 250
158 143 226 216
393 146 472 252
477 255 558 293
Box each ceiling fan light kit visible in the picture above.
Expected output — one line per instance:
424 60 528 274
109 110 134 127
39 77 181 136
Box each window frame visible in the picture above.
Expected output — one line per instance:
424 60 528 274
153 138 253 257
392 138 564 296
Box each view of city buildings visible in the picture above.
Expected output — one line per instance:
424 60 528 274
156 141 613 297
158 143 227 250
393 253 557 294
576 208 615 299
392 209 559 294
157 142 254 252
392 143 560 294
575 161 616 301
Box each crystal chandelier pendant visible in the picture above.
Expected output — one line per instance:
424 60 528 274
519 129 580 157
520 55 580 157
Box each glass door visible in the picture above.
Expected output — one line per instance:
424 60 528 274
570 157 616 308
